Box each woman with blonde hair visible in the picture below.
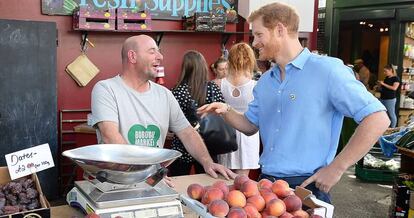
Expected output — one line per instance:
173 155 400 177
378 64 400 127
217 42 260 176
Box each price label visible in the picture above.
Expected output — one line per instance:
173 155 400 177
5 143 55 180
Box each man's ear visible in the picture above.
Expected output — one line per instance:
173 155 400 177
128 50 137 64
275 22 286 37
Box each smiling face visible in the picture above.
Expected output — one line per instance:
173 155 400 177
130 37 163 79
251 18 280 62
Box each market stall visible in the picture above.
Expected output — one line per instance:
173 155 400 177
1 143 333 217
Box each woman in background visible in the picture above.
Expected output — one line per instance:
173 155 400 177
217 43 260 176
378 64 400 128
169 50 225 176
211 57 228 87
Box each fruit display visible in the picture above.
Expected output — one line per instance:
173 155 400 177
186 175 324 218
0 177 40 215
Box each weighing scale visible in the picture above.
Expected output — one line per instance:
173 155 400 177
63 144 184 218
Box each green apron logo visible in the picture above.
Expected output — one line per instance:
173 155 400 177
128 124 160 147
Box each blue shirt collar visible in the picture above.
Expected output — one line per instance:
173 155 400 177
290 48 311 70
270 48 311 77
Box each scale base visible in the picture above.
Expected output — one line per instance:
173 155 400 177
67 187 184 218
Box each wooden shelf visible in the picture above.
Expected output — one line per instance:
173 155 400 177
74 29 251 46
73 28 250 34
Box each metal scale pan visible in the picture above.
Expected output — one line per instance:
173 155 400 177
63 144 182 208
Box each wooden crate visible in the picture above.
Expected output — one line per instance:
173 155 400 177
72 5 115 31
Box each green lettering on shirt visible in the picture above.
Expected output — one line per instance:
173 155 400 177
128 124 160 147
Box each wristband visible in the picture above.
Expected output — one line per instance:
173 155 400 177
225 103 231 113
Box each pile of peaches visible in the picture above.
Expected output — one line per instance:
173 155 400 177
186 175 323 218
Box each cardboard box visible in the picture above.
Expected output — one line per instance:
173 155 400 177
0 167 50 218
180 186 334 218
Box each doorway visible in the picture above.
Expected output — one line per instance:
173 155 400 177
338 20 391 90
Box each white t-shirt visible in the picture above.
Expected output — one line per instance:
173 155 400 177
90 75 190 147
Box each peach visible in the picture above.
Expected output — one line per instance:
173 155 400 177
291 209 310 218
227 207 248 218
271 180 291 199
244 204 261 218
246 195 265 212
226 190 247 208
201 188 224 205
259 187 272 196
260 211 277 218
261 192 278 205
258 179 273 190
266 198 286 217
85 213 100 218
241 180 259 198
283 195 302 212
187 183 205 200
279 212 294 218
208 199 229 217
213 180 230 196
234 175 250 190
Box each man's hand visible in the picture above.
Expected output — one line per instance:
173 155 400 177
202 161 237 180
163 176 174 188
197 102 228 117
300 165 344 193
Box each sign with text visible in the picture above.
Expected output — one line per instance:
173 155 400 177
5 144 55 180
42 0 238 23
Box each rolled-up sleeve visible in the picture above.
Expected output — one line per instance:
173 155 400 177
328 64 386 123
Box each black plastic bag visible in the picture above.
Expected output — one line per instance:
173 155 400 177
186 100 238 155
198 114 238 155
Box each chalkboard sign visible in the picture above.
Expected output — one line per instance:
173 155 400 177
0 19 58 200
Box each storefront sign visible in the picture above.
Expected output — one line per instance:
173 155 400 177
42 0 238 22
5 143 55 180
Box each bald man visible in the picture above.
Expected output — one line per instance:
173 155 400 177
90 35 236 183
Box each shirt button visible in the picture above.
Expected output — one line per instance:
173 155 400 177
278 90 282 93
270 147 274 151
277 110 281 113
275 129 279 132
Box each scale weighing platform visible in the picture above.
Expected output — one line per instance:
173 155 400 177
63 144 184 218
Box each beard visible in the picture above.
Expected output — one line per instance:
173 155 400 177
258 35 280 62
144 70 157 79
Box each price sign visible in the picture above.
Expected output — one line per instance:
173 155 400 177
5 143 55 180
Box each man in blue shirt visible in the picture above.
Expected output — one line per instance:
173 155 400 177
198 2 390 203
